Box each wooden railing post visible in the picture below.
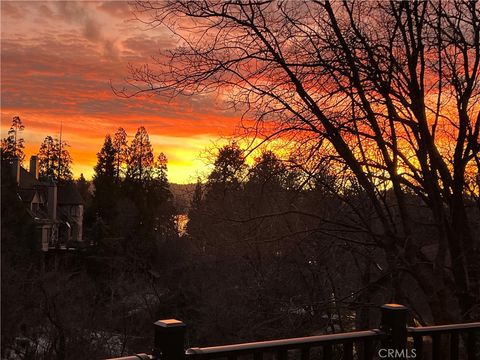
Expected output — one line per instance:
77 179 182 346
153 319 186 360
380 304 408 358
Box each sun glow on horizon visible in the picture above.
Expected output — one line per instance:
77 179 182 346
1 1 245 184
1 118 228 184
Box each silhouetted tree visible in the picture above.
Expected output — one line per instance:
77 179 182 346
1 147 39 358
247 151 289 189
154 152 168 186
126 126 154 183
207 142 247 189
113 127 128 183
38 135 72 181
92 135 117 226
129 0 480 322
183 143 364 344
190 178 203 211
188 143 247 255
147 152 175 230
86 127 179 269
94 135 116 181
76 173 90 204
1 116 25 163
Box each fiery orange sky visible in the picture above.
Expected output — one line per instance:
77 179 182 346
1 1 243 183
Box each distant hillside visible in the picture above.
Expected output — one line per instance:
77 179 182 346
170 183 196 214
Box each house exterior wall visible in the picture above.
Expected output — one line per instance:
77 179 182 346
15 161 84 251
58 204 84 242
41 226 50 251
47 184 57 220
69 204 84 241
76 205 83 241
30 192 44 215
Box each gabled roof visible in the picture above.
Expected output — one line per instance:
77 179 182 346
58 183 84 205
17 188 36 203
11 162 84 205
18 187 46 203
18 167 47 188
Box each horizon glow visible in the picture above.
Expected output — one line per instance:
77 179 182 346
1 1 243 184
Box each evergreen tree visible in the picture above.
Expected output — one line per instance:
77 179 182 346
151 152 174 213
94 135 116 180
154 152 168 186
92 135 117 226
149 152 175 244
76 173 90 203
113 127 128 183
38 135 72 181
38 136 56 180
90 127 178 269
126 126 154 183
55 139 72 181
207 142 247 189
187 143 247 254
1 116 25 163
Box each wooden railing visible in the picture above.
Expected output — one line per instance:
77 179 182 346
106 304 479 360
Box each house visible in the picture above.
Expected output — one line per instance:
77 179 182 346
11 156 84 251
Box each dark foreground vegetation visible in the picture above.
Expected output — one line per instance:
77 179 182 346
2 0 480 359
2 130 479 358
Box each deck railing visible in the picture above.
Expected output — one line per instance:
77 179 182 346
106 304 479 360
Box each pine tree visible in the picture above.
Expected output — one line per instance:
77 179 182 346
76 173 90 203
92 135 117 225
150 152 175 242
126 126 154 183
151 152 173 215
94 135 115 180
38 136 72 181
57 140 73 181
38 136 56 180
1 116 25 163
154 152 169 186
113 127 128 183
188 143 247 254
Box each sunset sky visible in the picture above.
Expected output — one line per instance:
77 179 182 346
1 1 242 183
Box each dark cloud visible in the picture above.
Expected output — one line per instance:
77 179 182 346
83 16 102 43
55 2 90 24
54 1 119 59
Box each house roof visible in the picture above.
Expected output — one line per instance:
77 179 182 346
17 188 36 203
11 162 84 205
58 183 84 205
19 167 43 188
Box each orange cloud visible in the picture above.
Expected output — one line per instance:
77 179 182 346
1 1 244 183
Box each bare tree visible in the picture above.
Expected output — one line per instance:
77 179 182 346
124 0 480 323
